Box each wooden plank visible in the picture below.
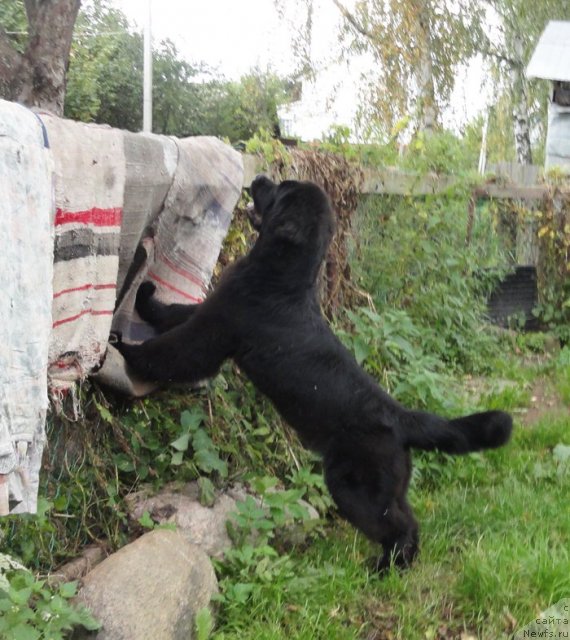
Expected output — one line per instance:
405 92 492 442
361 167 457 195
242 153 564 200
475 184 547 200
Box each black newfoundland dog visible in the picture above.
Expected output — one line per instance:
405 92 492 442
115 175 512 571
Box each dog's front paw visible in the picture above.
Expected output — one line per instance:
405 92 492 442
135 281 157 319
137 281 156 305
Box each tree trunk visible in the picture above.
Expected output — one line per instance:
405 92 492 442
511 35 533 165
414 1 438 134
0 0 81 116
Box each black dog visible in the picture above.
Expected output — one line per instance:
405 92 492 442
115 175 512 571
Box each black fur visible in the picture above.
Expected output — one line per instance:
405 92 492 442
115 175 512 571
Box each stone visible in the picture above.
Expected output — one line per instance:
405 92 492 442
126 481 321 558
126 482 242 558
73 529 217 640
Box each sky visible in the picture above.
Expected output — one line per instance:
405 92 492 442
110 0 491 139
112 0 299 79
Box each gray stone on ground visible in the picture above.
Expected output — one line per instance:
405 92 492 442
126 482 320 557
125 482 248 558
73 529 217 640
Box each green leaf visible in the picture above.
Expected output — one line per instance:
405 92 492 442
171 432 191 452
180 409 205 432
171 450 184 466
9 586 32 606
194 449 228 477
195 606 214 640
250 476 278 495
191 428 214 452
353 337 371 365
137 510 156 529
230 582 254 604
59 581 78 599
94 400 113 424
7 623 40 640
198 477 216 507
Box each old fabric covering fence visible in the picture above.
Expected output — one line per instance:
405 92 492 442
0 99 243 515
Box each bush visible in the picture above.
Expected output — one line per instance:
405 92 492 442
349 189 507 379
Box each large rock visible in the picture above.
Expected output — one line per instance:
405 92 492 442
73 529 217 640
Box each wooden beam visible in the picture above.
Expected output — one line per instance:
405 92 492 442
242 154 565 200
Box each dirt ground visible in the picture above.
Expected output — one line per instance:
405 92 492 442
519 377 568 426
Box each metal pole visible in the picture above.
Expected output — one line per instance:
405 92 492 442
478 110 489 175
143 0 152 133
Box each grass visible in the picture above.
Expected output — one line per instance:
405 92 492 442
212 375 570 640
2 350 568 640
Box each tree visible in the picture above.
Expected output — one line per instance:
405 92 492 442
1 0 294 139
478 0 570 165
207 69 295 141
63 0 143 129
0 0 81 115
331 0 484 136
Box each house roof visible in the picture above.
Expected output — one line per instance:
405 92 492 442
526 21 570 82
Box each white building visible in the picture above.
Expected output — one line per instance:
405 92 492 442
527 20 570 171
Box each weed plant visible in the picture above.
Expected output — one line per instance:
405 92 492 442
347 189 509 407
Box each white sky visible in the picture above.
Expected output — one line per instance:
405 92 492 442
112 0 300 79
111 0 491 139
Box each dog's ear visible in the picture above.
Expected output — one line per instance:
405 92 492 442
272 216 305 245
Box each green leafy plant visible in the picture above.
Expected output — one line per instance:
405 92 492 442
0 557 99 639
170 408 228 477
337 306 460 412
227 475 318 548
351 189 506 377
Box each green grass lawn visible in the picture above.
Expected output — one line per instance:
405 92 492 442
3 351 568 640
213 392 570 639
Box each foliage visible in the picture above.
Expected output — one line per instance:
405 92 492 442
315 124 400 167
349 189 507 378
0 558 99 639
245 129 290 168
533 189 570 342
62 0 294 139
334 0 485 134
554 346 570 405
0 0 80 114
0 0 26 54
399 129 480 175
64 0 143 128
211 410 570 640
210 69 296 142
479 0 570 163
337 307 458 412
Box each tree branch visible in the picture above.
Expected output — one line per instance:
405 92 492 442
477 41 517 68
331 0 374 40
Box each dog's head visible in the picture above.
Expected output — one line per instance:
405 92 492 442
248 175 335 265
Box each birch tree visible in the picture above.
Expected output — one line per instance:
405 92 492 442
331 0 484 135
479 0 570 165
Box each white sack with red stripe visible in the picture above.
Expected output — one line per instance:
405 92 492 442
0 101 53 515
39 115 126 396
96 136 243 395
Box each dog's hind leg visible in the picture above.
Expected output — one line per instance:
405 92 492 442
373 498 419 572
324 441 419 573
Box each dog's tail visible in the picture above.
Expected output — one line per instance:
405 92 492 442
401 410 512 454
